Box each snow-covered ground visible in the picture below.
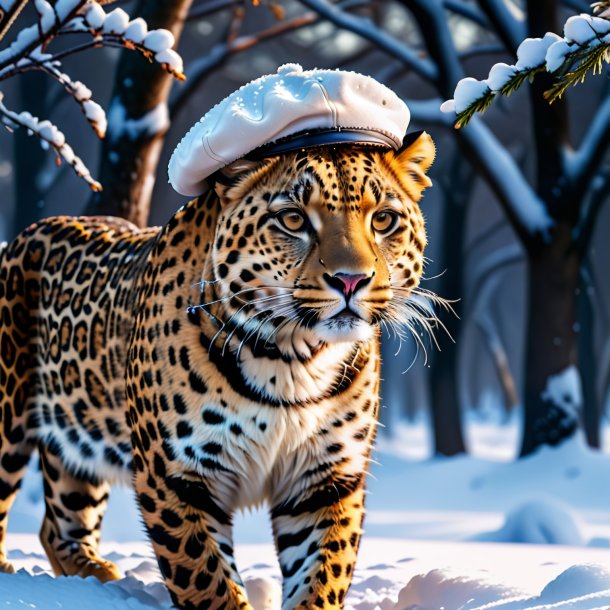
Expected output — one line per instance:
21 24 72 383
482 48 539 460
6 415 610 609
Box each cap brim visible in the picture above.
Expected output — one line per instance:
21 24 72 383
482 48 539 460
249 128 399 158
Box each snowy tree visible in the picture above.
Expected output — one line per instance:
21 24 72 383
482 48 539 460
85 0 317 226
443 3 610 126
297 0 610 456
0 0 185 215
440 1 610 455
84 0 193 227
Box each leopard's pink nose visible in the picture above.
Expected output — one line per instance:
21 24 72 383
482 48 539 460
323 272 372 299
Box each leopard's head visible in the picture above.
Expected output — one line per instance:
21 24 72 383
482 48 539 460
210 132 435 355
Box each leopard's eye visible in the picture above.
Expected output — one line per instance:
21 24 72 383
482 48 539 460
277 209 307 232
372 210 399 235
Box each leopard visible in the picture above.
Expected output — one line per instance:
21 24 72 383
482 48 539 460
0 132 435 610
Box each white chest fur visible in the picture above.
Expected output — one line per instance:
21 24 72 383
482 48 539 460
168 341 377 512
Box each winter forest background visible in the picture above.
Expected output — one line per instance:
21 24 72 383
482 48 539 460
3 0 610 457
4 1 610 609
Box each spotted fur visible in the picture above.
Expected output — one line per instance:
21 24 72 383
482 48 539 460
0 134 435 609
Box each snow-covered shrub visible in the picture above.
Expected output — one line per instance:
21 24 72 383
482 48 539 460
393 568 526 610
539 564 610 604
475 498 585 546
441 4 610 127
0 0 184 190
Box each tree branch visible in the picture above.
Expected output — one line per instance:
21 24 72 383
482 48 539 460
571 92 610 197
0 0 88 73
86 0 193 225
477 0 525 54
562 0 593 11
0 0 29 41
443 0 490 27
458 119 553 244
459 42 506 61
297 0 438 83
399 1 545 243
526 0 570 210
396 0 460 97
170 11 320 119
574 167 610 253
186 0 237 22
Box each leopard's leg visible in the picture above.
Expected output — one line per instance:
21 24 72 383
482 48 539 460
271 474 366 610
0 283 37 574
134 457 252 610
38 443 120 582
0 430 35 574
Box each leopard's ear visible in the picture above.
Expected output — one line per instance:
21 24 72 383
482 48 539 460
385 131 436 197
213 158 269 203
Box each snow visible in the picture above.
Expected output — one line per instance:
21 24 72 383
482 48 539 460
485 62 517 92
101 8 130 35
154 48 183 77
124 18 148 44
442 12 610 121
70 80 92 102
453 77 490 113
34 0 56 31
84 3 106 30
142 29 175 53
106 99 169 141
54 0 82 21
0 24 39 65
564 15 599 45
541 365 582 421
6 536 610 610
440 99 456 114
6 422 610 610
590 16 610 35
393 568 524 610
546 40 574 72
475 499 585 545
83 99 107 137
515 33 562 71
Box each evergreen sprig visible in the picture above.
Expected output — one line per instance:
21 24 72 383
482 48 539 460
451 2 610 128
454 90 495 128
454 66 545 128
592 1 610 15
545 43 610 102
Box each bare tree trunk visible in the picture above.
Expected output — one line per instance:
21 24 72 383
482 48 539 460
579 261 600 448
476 317 519 418
13 72 49 236
519 0 581 457
85 0 193 227
428 155 469 456
521 224 581 456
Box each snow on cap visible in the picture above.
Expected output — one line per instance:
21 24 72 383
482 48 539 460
168 64 410 196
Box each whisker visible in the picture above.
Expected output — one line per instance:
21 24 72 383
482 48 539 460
219 298 294 355
208 293 293 348
419 268 447 282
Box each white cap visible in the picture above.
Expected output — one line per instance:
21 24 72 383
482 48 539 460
168 64 411 196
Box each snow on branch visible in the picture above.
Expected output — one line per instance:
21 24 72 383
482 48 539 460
0 92 102 191
441 8 610 128
0 0 185 190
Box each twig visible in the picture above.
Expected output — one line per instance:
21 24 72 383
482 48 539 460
171 11 320 118
443 0 490 27
297 0 438 82
186 0 237 22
